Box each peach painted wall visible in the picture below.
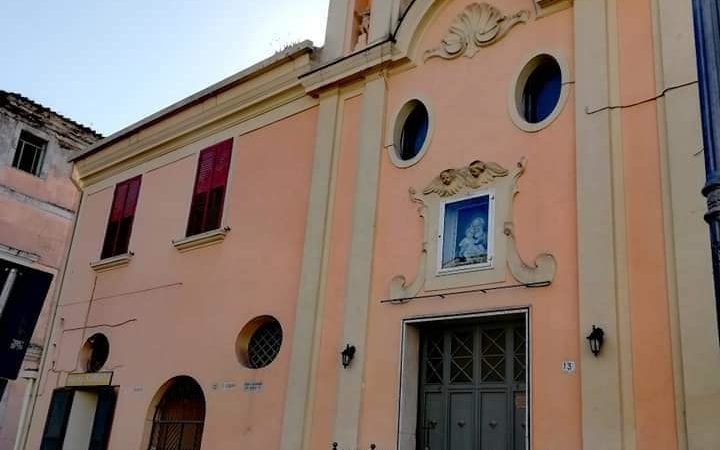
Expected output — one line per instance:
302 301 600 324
25 107 318 450
359 2 580 449
617 0 678 448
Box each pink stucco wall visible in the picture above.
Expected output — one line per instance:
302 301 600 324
25 107 318 450
360 3 581 449
0 111 85 450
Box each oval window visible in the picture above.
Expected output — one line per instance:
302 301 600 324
81 333 109 372
396 101 429 162
520 56 562 124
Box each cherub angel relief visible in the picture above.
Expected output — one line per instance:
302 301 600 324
461 160 509 188
422 160 509 197
422 168 465 197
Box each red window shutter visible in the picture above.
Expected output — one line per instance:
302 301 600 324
101 176 141 259
123 177 141 219
187 139 233 236
211 139 232 188
110 183 129 221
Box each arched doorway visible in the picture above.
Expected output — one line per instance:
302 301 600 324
147 376 205 450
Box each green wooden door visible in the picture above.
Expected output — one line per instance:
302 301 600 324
418 320 527 450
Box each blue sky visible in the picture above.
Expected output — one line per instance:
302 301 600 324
0 1 329 136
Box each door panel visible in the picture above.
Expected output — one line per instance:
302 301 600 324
422 392 445 450
449 392 474 450
480 392 508 450
417 319 527 450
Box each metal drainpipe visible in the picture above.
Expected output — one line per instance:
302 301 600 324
692 0 720 343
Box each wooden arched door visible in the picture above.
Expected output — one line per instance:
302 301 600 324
148 376 205 450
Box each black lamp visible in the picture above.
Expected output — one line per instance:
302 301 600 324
586 325 605 357
341 344 356 369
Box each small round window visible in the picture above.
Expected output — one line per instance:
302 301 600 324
510 53 566 131
236 316 283 369
81 333 109 373
393 100 430 165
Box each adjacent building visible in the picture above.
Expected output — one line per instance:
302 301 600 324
21 1 720 450
0 91 101 450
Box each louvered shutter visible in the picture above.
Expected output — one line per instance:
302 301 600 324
187 148 215 236
101 182 129 259
115 176 141 256
206 139 232 231
89 388 117 450
101 176 142 259
39 389 74 450
187 139 232 235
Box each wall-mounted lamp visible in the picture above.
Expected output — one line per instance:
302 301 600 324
341 344 356 369
586 325 605 357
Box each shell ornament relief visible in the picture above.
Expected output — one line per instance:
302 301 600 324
424 2 530 61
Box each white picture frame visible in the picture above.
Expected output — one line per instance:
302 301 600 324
437 189 496 275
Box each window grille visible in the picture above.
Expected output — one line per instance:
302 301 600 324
12 130 47 176
248 320 283 369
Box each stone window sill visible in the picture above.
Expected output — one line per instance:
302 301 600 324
172 227 230 253
90 252 133 273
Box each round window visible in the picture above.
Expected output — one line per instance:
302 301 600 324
394 100 430 164
81 333 109 372
510 53 566 132
236 316 283 369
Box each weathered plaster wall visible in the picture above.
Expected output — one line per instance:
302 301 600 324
0 98 98 450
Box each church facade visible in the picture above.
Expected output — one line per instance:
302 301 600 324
22 1 720 450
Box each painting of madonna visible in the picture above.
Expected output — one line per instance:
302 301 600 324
440 193 492 271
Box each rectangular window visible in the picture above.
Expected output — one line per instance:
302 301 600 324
186 139 233 236
12 130 48 176
101 176 141 259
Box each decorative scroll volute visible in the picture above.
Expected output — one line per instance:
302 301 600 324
425 2 530 61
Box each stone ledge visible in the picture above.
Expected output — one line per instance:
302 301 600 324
172 227 231 253
90 252 133 273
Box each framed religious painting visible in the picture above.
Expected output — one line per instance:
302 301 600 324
437 189 495 274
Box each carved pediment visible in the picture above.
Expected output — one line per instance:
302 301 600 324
425 3 530 61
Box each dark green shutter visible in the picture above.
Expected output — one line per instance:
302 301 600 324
39 389 74 450
89 388 117 450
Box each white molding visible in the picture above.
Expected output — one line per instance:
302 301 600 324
172 227 230 253
89 252 133 273
395 307 531 450
0 243 40 265
507 49 571 133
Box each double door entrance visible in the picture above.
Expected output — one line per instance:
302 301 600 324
418 318 527 450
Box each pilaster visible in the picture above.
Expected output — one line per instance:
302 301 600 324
332 72 386 447
574 0 636 449
280 90 341 450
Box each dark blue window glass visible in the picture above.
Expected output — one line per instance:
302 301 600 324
522 59 562 124
400 103 429 160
